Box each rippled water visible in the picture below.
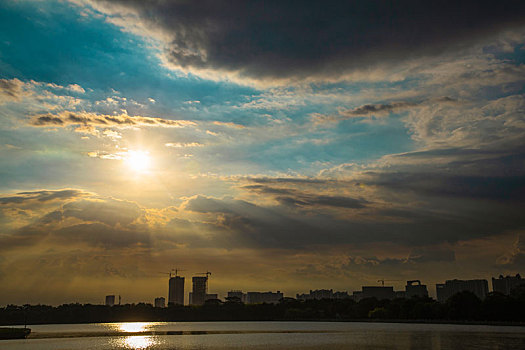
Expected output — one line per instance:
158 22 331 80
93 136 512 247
3 321 525 349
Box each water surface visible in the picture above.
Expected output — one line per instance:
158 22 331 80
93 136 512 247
2 321 525 349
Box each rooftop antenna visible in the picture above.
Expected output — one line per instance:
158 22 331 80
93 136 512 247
173 268 185 277
377 279 400 286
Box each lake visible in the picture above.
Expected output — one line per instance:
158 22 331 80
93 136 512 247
2 321 525 349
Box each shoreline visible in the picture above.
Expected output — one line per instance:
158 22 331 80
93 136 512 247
3 319 525 328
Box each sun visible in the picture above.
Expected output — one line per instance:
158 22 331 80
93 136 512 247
125 150 151 173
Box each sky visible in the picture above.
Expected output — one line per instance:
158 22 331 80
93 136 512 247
0 0 525 305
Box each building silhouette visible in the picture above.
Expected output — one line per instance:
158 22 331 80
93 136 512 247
154 297 165 308
492 274 525 295
405 280 428 298
245 291 283 304
296 289 350 300
227 290 246 302
436 279 488 302
168 275 185 305
205 293 218 301
189 276 208 305
360 286 395 301
105 295 115 306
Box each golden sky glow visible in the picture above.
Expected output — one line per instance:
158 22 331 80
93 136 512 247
0 0 524 306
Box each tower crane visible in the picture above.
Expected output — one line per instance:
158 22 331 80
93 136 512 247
196 271 212 278
158 268 185 278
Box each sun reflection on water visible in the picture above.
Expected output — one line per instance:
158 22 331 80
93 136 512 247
118 322 150 333
121 335 155 349
105 322 162 349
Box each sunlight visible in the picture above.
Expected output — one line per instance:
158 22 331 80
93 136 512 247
125 150 151 173
118 322 150 333
121 335 155 349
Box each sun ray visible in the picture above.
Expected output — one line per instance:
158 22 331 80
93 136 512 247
125 150 151 173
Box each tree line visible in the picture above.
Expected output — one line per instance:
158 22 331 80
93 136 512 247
1 287 525 325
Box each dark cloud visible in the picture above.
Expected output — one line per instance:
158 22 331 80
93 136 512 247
0 189 86 205
243 184 367 209
407 246 455 263
341 101 417 117
312 97 457 123
93 0 525 80
230 144 525 248
56 223 150 249
0 191 151 250
183 195 357 248
180 192 512 249
30 111 195 128
61 199 144 227
32 115 64 125
367 172 525 201
0 78 26 102
343 248 453 269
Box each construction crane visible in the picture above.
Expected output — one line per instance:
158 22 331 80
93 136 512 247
377 279 400 286
196 271 212 278
158 268 185 278
172 268 185 277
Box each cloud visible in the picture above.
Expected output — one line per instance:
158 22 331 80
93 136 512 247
165 142 203 148
242 184 367 209
341 101 418 117
67 84 85 94
496 233 525 269
78 1 525 83
212 121 245 129
407 246 455 263
0 190 151 251
0 189 88 206
0 78 31 104
30 111 196 130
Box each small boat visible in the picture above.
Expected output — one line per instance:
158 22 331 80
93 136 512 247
0 327 31 340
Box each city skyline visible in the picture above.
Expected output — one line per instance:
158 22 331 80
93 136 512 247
1 1 525 306
105 272 523 307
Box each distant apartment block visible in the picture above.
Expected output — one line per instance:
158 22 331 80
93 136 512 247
205 293 218 301
492 274 525 295
405 280 429 298
361 286 395 301
227 290 246 302
395 291 406 298
352 286 395 301
245 291 283 304
105 295 115 306
436 279 488 302
189 292 218 304
296 289 350 300
351 280 429 301
154 297 166 308
225 290 283 304
168 276 185 305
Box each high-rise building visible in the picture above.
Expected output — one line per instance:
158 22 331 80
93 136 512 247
405 280 429 298
190 276 208 305
492 274 525 295
168 276 185 305
154 297 166 308
436 279 488 302
105 295 115 306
